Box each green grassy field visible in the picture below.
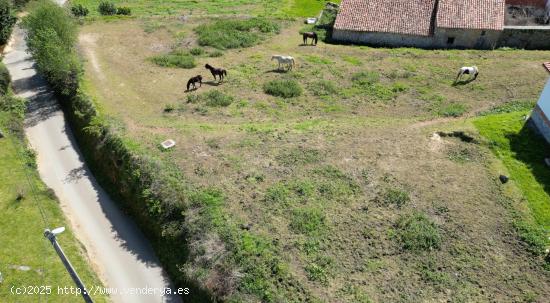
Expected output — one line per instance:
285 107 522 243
0 99 107 302
77 16 550 301
69 0 336 17
474 111 550 230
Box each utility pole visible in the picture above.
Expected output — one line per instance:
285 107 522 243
44 227 94 303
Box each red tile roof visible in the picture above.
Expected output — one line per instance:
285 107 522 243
436 0 506 30
333 0 438 37
506 0 547 8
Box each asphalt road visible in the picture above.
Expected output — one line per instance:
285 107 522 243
3 21 180 303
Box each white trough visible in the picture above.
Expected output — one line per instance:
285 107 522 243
161 139 176 150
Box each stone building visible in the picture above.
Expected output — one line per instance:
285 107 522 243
332 0 550 49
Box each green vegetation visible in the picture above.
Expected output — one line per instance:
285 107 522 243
0 62 10 95
0 0 17 45
308 80 338 96
98 1 116 15
150 50 196 68
195 18 280 50
290 207 326 235
189 47 205 56
187 91 234 107
71 3 89 17
396 212 441 251
474 112 550 229
438 102 467 117
23 0 79 97
380 187 410 208
0 64 106 303
263 79 302 98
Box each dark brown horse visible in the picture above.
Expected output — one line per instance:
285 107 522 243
302 32 318 45
205 64 227 82
187 75 202 91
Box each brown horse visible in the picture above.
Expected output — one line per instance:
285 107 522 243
205 64 227 82
186 75 202 91
302 32 318 45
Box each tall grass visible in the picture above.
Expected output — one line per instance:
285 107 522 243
195 18 279 50
150 50 195 68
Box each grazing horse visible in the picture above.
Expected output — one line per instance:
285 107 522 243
205 63 227 82
187 75 202 91
271 55 295 71
455 66 479 83
302 32 318 45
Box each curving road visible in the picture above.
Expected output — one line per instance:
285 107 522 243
4 14 180 303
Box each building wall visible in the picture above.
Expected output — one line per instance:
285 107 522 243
497 26 550 49
433 28 501 49
531 105 550 143
331 28 499 49
506 0 548 7
331 29 434 48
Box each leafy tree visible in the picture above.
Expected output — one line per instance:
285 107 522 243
0 0 17 45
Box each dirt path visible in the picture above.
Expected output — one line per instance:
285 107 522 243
3 22 181 303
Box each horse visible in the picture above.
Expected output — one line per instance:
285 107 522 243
205 63 227 82
302 32 318 45
186 75 202 91
271 55 295 71
455 66 479 83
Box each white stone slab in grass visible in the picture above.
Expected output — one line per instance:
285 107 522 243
306 18 317 24
161 139 176 150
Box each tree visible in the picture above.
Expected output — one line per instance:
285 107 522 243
0 0 17 45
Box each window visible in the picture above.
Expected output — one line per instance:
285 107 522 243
447 37 455 44
481 30 486 36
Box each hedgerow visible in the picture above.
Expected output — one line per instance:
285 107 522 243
0 0 17 45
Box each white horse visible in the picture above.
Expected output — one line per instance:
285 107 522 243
271 55 295 71
455 66 479 83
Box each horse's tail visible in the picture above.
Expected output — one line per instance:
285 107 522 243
186 80 191 91
314 34 318 45
223 70 227 77
292 58 296 67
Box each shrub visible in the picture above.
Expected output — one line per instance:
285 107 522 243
208 50 223 57
23 1 80 97
116 6 131 16
0 0 17 45
98 1 116 16
203 91 233 107
186 91 234 107
189 47 204 56
352 71 380 87
71 4 89 17
263 79 302 98
0 62 10 95
397 212 441 251
150 50 195 69
439 103 467 117
381 188 410 208
290 208 325 235
195 18 280 49
308 80 337 96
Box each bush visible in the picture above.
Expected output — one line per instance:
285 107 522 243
352 71 380 87
189 47 204 56
439 103 467 117
308 80 337 96
116 6 131 16
23 1 80 97
0 62 10 95
381 188 410 208
0 0 17 45
397 212 441 251
263 79 302 98
150 50 195 69
98 1 116 16
204 91 233 107
290 208 325 235
195 18 280 49
71 4 89 17
208 50 223 57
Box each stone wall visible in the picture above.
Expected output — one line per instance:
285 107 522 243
331 28 499 49
497 26 550 49
331 29 434 48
